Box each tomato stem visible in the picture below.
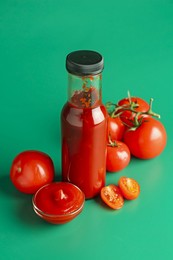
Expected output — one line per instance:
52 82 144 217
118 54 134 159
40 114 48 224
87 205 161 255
17 167 22 173
108 135 118 147
106 94 161 130
129 98 161 130
147 98 160 119
127 90 132 104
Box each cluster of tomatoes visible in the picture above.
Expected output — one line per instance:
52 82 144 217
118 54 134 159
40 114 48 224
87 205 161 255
106 93 167 172
100 93 167 210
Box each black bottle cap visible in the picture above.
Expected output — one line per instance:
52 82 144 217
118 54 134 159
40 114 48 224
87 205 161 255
66 50 104 76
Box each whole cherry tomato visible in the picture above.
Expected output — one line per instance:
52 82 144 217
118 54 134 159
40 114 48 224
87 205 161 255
107 116 126 141
117 96 150 126
123 117 167 159
10 150 55 194
118 177 140 200
106 140 130 172
101 184 124 209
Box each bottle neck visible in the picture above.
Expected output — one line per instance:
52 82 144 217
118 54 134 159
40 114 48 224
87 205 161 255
67 73 102 108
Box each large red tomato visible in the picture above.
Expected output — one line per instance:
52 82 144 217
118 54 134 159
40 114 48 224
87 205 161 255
10 150 55 194
123 117 167 159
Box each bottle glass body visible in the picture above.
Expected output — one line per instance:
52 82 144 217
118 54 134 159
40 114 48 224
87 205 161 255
61 73 107 199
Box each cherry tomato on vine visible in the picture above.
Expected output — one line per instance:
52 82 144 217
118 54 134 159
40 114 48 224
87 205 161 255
106 140 130 172
118 177 140 200
101 184 124 209
123 117 167 159
117 96 150 126
10 150 55 194
107 116 126 141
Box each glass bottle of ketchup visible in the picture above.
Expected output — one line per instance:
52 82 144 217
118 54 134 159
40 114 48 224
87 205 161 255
61 50 107 199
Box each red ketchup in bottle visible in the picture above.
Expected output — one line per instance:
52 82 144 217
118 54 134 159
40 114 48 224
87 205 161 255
61 50 107 199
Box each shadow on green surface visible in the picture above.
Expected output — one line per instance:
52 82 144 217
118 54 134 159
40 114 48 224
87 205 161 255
0 174 64 228
16 196 68 228
17 198 53 227
0 174 27 199
94 195 108 210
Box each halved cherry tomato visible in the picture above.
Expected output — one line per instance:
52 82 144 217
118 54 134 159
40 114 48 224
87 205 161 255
100 185 124 209
118 177 140 200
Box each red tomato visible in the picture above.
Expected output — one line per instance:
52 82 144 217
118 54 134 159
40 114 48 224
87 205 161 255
107 116 126 141
10 151 55 194
117 96 150 126
106 141 130 172
118 177 140 200
123 117 167 159
101 184 124 209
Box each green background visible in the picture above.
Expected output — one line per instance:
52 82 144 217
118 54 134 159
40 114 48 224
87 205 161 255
0 1 173 259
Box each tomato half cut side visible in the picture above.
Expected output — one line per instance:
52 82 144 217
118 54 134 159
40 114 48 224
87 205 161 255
118 177 140 200
100 185 124 209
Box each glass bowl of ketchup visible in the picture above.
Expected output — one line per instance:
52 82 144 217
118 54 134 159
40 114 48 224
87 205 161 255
32 182 85 224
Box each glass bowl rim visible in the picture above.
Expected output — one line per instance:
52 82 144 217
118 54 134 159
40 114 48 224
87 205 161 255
32 182 85 218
